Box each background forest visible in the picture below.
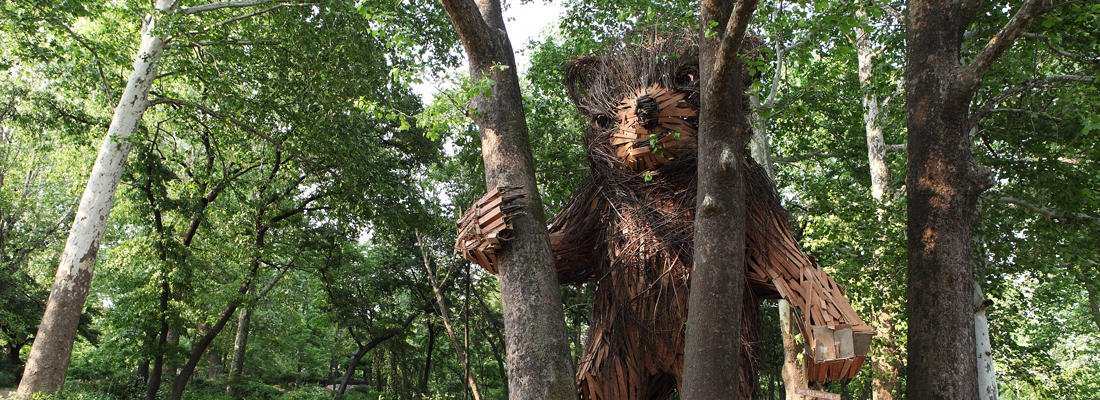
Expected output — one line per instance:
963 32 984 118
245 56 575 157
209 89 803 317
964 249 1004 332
0 0 1097 399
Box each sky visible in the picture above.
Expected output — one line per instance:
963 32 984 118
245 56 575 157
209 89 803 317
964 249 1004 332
502 1 567 69
412 1 566 98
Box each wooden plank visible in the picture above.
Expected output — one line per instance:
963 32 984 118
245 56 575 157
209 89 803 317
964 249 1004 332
853 331 873 356
829 359 843 382
835 328 854 359
813 326 835 360
839 357 855 380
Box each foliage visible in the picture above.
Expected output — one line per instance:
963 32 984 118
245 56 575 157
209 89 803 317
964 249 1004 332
1 0 1097 397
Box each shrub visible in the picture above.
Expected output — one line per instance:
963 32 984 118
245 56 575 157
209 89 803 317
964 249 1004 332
276 386 327 400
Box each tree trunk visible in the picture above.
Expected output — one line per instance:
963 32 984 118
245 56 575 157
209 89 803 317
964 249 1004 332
146 280 171 400
417 236 482 400
437 1 576 398
854 13 890 202
682 0 758 398
334 304 430 400
853 12 901 400
779 300 805 400
15 1 175 396
973 282 997 400
871 313 899 400
1087 284 1100 332
748 95 775 180
421 319 435 392
169 302 241 400
905 0 1046 397
228 308 253 380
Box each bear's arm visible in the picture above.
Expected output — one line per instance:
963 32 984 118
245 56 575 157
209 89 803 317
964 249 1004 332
548 177 608 284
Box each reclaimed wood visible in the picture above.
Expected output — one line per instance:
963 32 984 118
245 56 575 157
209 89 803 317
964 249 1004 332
454 186 525 274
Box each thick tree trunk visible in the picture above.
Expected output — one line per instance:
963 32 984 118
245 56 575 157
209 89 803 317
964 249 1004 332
228 308 253 380
438 0 575 398
15 1 175 396
973 282 997 400
905 0 1045 397
682 0 757 398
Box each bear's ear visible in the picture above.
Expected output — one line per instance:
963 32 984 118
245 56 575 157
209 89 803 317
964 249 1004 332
564 56 608 117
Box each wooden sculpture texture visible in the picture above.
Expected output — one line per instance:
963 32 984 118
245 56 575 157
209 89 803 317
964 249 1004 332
456 37 871 400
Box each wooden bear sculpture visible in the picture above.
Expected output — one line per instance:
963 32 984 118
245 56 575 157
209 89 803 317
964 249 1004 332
456 37 872 400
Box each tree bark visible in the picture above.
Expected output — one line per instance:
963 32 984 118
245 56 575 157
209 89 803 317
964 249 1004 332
145 280 171 400
1087 284 1100 333
228 308 252 380
973 282 997 400
437 0 576 398
682 0 758 398
905 0 1047 397
421 318 435 392
854 11 890 203
779 300 805 400
748 95 775 180
15 0 177 395
871 313 899 400
852 11 902 400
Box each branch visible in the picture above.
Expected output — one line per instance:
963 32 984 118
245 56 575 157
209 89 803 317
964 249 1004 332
439 0 496 66
255 259 293 299
885 144 906 153
987 108 1062 122
181 0 271 15
963 0 1052 90
760 40 808 109
873 0 905 25
208 4 290 28
52 15 115 105
995 196 1100 224
970 75 1095 123
769 151 840 163
174 40 281 48
1020 32 1100 65
150 98 279 145
711 0 761 96
148 97 336 176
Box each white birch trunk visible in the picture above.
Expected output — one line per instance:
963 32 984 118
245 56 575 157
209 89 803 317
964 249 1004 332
855 14 890 203
854 12 901 400
974 281 998 400
229 308 253 379
748 95 775 180
16 1 174 395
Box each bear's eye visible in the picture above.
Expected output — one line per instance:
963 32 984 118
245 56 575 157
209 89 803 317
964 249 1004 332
594 114 612 128
676 72 695 85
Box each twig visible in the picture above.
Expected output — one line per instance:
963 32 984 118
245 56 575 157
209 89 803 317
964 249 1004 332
769 151 840 163
181 0 271 15
994 196 1100 224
